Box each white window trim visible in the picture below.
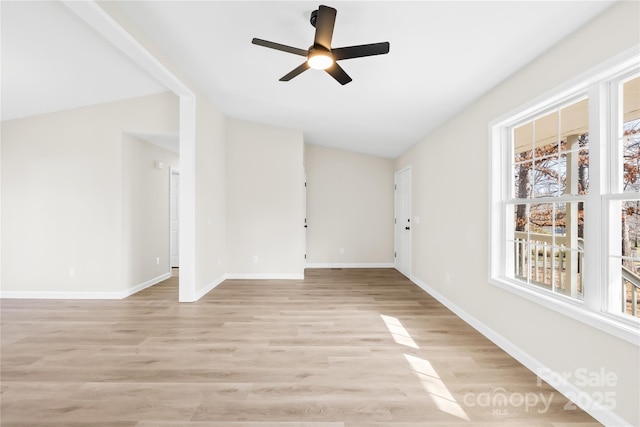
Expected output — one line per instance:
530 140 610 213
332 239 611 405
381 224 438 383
489 46 640 346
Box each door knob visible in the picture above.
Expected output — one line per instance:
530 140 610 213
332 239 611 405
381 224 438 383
405 226 410 230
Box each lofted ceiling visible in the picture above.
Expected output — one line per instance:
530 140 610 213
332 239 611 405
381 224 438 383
1 1 617 158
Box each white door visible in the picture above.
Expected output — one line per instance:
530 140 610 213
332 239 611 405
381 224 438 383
303 170 307 268
395 167 411 277
170 169 180 268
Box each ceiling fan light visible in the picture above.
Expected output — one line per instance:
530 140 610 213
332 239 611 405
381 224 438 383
307 52 333 70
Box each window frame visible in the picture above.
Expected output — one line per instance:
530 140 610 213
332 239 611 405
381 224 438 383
489 47 640 346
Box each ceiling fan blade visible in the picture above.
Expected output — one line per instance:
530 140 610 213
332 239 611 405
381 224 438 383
279 62 311 81
252 38 308 56
313 5 337 50
325 62 352 85
332 42 390 61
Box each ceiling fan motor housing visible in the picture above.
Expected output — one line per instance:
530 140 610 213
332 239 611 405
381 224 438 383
310 9 318 27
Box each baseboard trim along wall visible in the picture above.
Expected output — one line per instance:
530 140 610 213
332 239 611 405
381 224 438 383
195 274 227 301
225 273 305 280
122 272 172 298
0 272 172 300
305 263 395 269
409 274 631 427
0 290 125 299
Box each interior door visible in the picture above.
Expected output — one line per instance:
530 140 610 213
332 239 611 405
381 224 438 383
170 169 180 268
303 169 307 268
395 167 411 277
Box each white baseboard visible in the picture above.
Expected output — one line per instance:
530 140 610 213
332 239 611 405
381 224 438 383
409 274 631 427
305 263 395 269
0 290 123 299
225 273 304 280
195 274 227 301
121 272 172 298
1 272 172 300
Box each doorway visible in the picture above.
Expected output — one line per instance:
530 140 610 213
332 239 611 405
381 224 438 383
395 166 411 277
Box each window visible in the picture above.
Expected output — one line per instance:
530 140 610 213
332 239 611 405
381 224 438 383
608 73 640 319
510 97 588 300
490 50 640 344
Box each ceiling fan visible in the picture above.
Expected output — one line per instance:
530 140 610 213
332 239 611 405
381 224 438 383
251 5 390 85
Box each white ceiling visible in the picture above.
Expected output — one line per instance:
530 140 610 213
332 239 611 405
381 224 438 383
0 1 166 122
1 1 616 158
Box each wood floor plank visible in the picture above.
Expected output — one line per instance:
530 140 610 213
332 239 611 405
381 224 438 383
0 268 602 425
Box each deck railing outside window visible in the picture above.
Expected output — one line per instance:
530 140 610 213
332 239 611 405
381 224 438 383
514 232 583 299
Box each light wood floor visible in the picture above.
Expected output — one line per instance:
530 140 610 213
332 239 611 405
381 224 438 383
1 268 601 426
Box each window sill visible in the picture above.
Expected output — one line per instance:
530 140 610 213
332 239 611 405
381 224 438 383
490 276 640 346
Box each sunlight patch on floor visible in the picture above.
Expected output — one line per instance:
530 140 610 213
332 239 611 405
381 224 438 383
380 313 469 420
404 353 470 421
380 314 419 349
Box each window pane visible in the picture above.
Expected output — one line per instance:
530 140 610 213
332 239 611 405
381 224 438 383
620 199 639 316
530 239 553 287
554 202 584 299
558 135 590 196
513 160 533 199
554 202 585 241
622 75 640 124
623 131 640 193
534 153 560 198
513 238 530 282
560 98 589 143
616 77 640 314
509 201 583 300
514 122 533 162
621 75 640 193
621 255 640 318
534 110 559 150
552 247 583 299
513 123 533 199
560 99 589 196
512 203 530 281
610 199 640 317
622 200 640 272
529 202 553 233
578 142 590 195
512 100 590 200
514 203 529 232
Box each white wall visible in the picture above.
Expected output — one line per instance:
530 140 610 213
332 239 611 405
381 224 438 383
1 92 178 296
226 118 304 278
395 2 639 425
122 134 179 290
305 144 394 266
194 96 227 295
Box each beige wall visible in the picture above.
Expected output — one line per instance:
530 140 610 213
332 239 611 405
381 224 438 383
1 92 178 295
305 144 394 266
226 118 304 277
122 134 179 289
194 96 227 293
395 2 639 425
97 1 228 301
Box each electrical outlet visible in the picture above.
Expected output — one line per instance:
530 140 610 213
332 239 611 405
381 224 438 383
253 255 258 263
156 257 160 265
69 267 75 278
339 248 345 254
